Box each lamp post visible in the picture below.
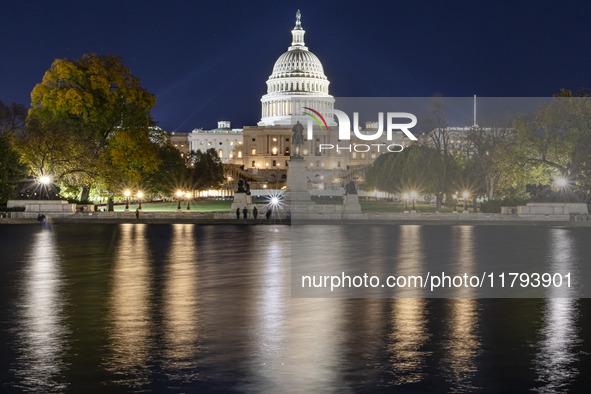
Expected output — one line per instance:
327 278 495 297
124 190 131 211
462 191 469 213
555 177 568 202
176 190 183 211
403 193 409 213
186 192 192 211
137 191 143 211
411 191 417 213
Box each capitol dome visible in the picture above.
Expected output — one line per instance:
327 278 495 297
258 10 335 126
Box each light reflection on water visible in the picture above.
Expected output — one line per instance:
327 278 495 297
162 224 201 382
441 226 481 393
388 225 429 385
533 229 581 393
1 224 589 392
104 223 154 388
13 230 68 392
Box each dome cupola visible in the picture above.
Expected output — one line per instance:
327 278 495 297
258 10 335 127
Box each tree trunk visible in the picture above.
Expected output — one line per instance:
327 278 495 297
436 192 443 212
80 186 91 202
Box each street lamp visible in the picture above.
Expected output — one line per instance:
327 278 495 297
186 192 192 211
555 177 568 201
137 191 143 211
39 176 51 185
462 191 469 213
124 190 131 211
176 190 183 211
403 193 409 213
410 191 417 212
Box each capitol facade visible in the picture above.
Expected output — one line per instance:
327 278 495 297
182 10 404 191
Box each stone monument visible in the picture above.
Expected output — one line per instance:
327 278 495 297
343 181 361 213
283 122 314 211
230 179 252 214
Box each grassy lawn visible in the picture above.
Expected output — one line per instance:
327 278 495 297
105 200 233 212
99 199 456 213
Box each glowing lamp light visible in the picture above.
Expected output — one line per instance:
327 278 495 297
137 191 144 199
176 190 183 197
124 190 131 197
185 192 192 198
410 191 417 198
403 193 409 199
39 176 51 185
555 178 567 188
271 197 279 205
462 191 469 198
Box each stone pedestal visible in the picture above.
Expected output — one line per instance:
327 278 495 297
284 158 313 207
343 194 361 213
231 192 252 213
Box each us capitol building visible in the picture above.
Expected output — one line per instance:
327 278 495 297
183 11 403 190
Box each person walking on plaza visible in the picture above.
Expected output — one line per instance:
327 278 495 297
266 209 272 220
243 207 248 219
253 206 258 220
236 207 240 219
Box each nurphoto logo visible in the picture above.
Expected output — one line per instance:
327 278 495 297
299 108 418 154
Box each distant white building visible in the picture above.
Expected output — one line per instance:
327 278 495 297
189 121 243 163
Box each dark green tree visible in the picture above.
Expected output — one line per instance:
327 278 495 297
0 101 28 204
144 144 191 196
187 148 225 191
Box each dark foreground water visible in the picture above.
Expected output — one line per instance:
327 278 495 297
0 224 590 393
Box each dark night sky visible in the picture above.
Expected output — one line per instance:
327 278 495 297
1 0 590 132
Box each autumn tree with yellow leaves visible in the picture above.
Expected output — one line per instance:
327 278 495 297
20 54 161 201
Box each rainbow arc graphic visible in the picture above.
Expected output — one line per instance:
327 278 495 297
302 107 328 131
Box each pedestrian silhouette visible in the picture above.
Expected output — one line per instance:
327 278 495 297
243 207 248 219
266 210 272 220
236 207 240 219
135 208 139 219
253 206 258 219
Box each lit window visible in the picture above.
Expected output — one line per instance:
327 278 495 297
251 148 256 155
230 141 234 145
219 149 223 157
238 151 242 158
273 137 277 142
238 141 242 145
